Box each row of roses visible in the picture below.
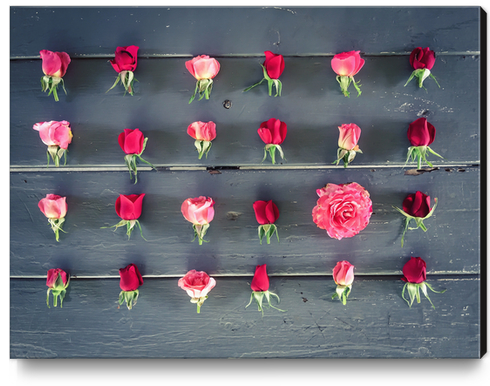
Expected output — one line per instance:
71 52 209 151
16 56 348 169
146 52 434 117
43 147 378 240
39 46 439 102
33 116 443 174
45 257 446 313
38 186 436 247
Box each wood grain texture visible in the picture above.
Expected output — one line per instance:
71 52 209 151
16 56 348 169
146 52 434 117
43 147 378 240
9 6 483 359
11 55 480 167
10 277 481 358
10 168 480 276
10 7 480 58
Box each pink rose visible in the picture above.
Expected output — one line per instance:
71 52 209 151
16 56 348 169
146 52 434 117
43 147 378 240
40 50 71 78
312 182 372 240
46 268 69 288
338 123 361 150
38 194 67 219
331 51 364 77
46 268 70 308
33 121 73 149
178 270 216 299
185 55 220 80
178 269 216 313
187 121 217 142
181 196 215 225
333 261 354 286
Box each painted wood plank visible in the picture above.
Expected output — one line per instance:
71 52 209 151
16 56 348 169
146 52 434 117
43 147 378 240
10 55 480 167
10 7 481 58
10 276 481 358
10 167 480 276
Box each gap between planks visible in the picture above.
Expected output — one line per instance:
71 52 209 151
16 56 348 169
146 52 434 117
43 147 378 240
10 51 481 61
10 272 480 279
9 162 481 173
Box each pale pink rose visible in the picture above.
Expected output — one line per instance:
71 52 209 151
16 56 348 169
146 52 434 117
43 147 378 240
187 121 217 142
312 182 372 240
38 194 67 219
333 261 355 286
178 270 216 298
33 121 73 149
181 196 215 225
338 123 361 150
185 55 220 80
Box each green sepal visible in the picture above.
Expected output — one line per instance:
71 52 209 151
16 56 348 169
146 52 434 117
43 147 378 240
402 281 446 309
46 273 70 308
190 295 208 313
246 290 286 316
189 79 214 104
46 145 67 167
101 219 146 241
336 75 361 98
404 68 439 89
192 223 210 245
405 145 444 169
332 285 352 305
119 289 140 310
40 75 65 101
194 140 213 159
257 223 279 244
47 217 66 242
393 198 438 247
263 144 285 165
333 147 362 168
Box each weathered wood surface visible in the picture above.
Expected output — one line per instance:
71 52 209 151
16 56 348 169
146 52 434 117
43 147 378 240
10 7 480 58
10 276 480 358
11 55 480 167
10 168 480 277
9 6 482 359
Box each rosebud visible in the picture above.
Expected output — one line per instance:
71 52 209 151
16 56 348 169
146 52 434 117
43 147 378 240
253 200 280 244
102 194 146 240
332 261 354 304
187 121 217 159
107 46 139 95
118 263 143 310
40 50 70 101
331 50 364 97
46 268 70 308
405 47 440 89
181 196 215 245
257 118 287 164
118 129 155 184
185 55 220 103
246 264 285 315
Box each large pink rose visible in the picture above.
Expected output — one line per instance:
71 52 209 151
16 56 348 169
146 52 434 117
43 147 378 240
312 182 372 240
181 196 215 225
178 270 216 299
33 121 73 149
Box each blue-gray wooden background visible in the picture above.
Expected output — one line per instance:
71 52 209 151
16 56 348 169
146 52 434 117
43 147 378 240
10 6 483 358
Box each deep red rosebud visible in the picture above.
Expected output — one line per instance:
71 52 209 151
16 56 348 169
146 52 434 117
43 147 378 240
251 264 270 292
253 200 279 225
402 191 432 218
264 51 285 79
46 268 68 288
115 194 145 220
119 263 144 291
110 46 139 73
401 257 427 284
409 47 436 71
118 128 145 155
407 117 436 147
257 118 287 145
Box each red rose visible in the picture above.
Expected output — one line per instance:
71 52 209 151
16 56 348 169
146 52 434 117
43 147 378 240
40 50 71 78
331 51 364 77
253 200 279 225
119 263 144 291
118 128 145 155
264 51 285 79
409 47 436 71
46 268 69 288
115 194 145 221
333 261 354 286
257 118 287 145
110 46 139 73
251 264 270 292
407 117 436 147
402 191 432 218
401 257 426 284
